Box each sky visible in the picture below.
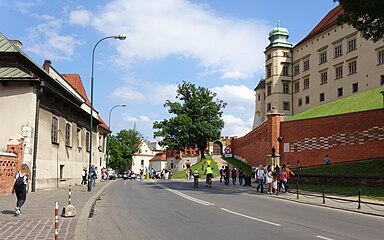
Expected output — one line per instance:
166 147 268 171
0 0 338 140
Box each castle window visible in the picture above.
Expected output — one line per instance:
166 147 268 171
335 65 343 79
334 44 342 58
65 123 71 147
266 83 272 96
283 101 290 111
303 59 310 71
305 96 310 104
319 51 327 64
348 60 357 75
294 81 300 93
267 102 272 112
282 81 290 94
294 64 300 76
303 78 310 90
381 75 384 85
347 38 356 52
378 49 384 65
320 72 328 85
352 83 359 93
282 65 289 76
337 87 343 97
267 66 272 78
77 128 82 149
319 93 325 102
51 117 59 144
298 98 302 107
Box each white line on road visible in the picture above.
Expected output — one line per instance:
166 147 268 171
316 236 335 240
164 187 215 206
220 208 281 227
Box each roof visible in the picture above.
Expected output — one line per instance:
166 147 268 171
296 5 343 47
0 35 20 53
62 74 91 106
0 67 35 79
150 152 167 161
98 115 109 130
254 78 265 91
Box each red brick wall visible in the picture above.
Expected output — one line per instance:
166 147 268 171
232 113 284 167
232 109 384 169
280 109 384 168
0 139 24 196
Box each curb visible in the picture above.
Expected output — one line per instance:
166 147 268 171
74 181 113 240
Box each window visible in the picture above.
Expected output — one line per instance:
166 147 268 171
338 87 343 97
77 128 82 149
266 83 272 96
320 51 327 64
257 94 261 101
98 135 103 152
303 78 309 89
267 102 272 112
335 65 343 79
86 132 90 152
283 52 289 57
283 101 290 111
282 65 289 76
319 93 325 102
294 64 300 76
352 83 359 93
347 38 356 52
267 53 271 60
334 44 342 58
305 96 310 104
298 98 302 107
320 72 328 84
65 123 71 146
294 81 300 93
348 60 357 75
141 160 144 166
378 50 384 65
60 165 64 179
282 81 290 94
381 75 384 85
303 59 310 71
51 117 58 144
267 66 272 78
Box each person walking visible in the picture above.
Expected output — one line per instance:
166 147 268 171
256 165 265 193
220 166 224 183
81 167 87 186
90 165 97 187
238 167 244 185
224 166 230 186
12 164 30 216
324 155 331 165
231 167 237 185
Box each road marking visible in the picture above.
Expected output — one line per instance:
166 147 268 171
163 187 215 206
220 208 281 226
316 236 335 240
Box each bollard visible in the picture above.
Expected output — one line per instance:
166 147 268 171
68 185 72 205
55 201 59 240
358 189 361 210
296 181 299 199
322 185 325 204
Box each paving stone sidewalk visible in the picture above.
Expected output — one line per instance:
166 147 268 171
0 180 112 240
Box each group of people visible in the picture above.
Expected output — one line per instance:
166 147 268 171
219 166 245 186
254 163 295 194
80 165 99 187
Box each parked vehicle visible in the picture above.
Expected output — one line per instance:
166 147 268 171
108 170 117 180
122 172 129 180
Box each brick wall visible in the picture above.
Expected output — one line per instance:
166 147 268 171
0 138 24 196
232 109 384 169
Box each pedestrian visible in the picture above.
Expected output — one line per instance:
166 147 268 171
186 168 191 180
251 165 257 179
231 167 237 185
256 165 265 193
296 160 302 170
238 167 244 186
284 164 295 192
278 165 288 193
90 165 97 187
81 167 87 186
265 166 273 194
12 164 30 216
220 166 224 183
224 166 230 186
324 155 331 165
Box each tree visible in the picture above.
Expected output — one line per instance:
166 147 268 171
153 81 226 160
335 0 384 42
109 129 142 172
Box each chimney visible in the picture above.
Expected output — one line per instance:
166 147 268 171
43 60 51 72
10 40 22 48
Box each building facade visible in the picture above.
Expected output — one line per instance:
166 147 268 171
254 6 384 127
0 33 108 190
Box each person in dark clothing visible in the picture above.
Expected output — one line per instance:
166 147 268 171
12 164 30 216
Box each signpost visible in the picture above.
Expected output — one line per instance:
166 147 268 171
224 146 232 158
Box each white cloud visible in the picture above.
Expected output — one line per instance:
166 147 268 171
211 84 255 112
69 8 92 27
109 87 145 101
221 114 253 137
122 113 150 123
85 0 270 80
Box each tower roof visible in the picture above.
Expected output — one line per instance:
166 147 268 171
266 20 293 50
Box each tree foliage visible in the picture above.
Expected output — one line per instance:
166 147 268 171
108 129 142 172
335 0 384 42
153 81 226 160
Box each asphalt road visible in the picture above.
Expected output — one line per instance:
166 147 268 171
88 180 384 240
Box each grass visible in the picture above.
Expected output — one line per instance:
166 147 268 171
286 86 384 121
296 158 384 177
223 157 252 175
172 155 220 179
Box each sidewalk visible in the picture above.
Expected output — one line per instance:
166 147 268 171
0 180 112 240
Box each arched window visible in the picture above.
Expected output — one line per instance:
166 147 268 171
51 117 59 144
65 123 71 146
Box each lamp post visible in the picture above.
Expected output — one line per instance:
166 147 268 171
88 34 126 192
106 103 126 168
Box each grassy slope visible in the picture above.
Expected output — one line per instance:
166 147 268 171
172 155 220 179
286 86 384 121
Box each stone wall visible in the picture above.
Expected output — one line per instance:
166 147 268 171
0 136 25 196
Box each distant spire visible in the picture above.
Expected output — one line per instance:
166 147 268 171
133 122 136 131
277 20 280 27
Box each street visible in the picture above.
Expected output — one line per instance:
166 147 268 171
88 179 384 240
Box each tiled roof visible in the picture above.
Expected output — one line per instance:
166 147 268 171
98 115 109 130
150 152 167 161
296 5 343 47
62 74 91 106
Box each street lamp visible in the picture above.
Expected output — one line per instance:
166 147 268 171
88 34 126 192
106 103 127 168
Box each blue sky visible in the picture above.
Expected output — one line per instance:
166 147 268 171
0 0 338 140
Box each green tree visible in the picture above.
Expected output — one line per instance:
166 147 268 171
109 129 142 172
153 81 226 160
335 0 384 42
